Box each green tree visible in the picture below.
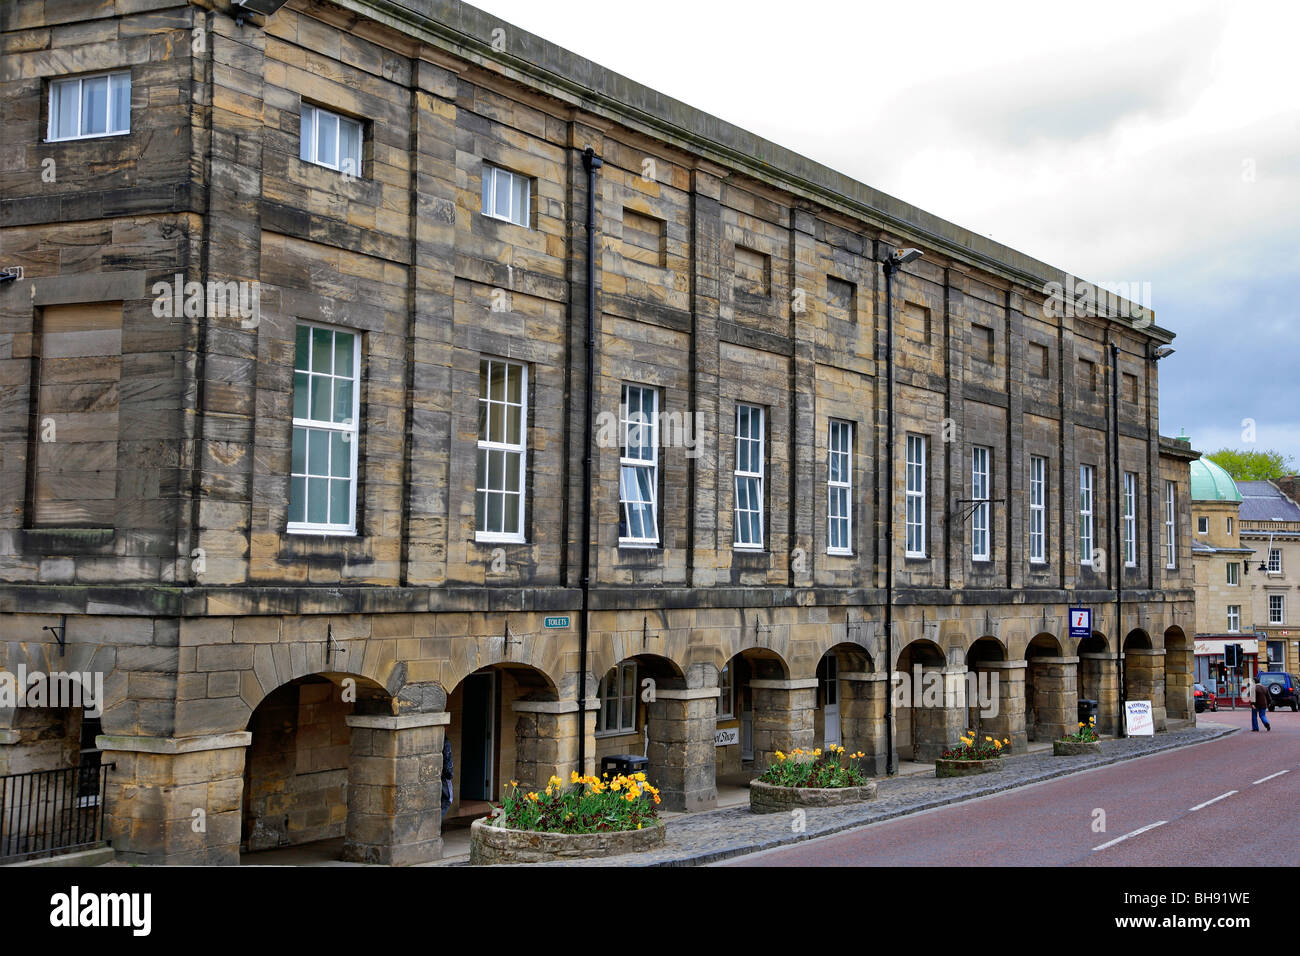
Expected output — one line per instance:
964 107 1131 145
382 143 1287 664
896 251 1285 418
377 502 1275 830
1206 448 1296 481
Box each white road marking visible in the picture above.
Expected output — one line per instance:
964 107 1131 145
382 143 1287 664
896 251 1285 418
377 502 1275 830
1092 820 1167 852
1189 790 1238 811
1253 770 1289 785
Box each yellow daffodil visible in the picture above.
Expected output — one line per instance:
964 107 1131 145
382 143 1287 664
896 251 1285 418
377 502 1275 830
635 772 647 782
571 771 581 783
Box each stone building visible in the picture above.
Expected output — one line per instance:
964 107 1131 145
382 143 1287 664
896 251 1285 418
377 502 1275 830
1240 479 1300 675
1189 455 1257 690
0 0 1196 865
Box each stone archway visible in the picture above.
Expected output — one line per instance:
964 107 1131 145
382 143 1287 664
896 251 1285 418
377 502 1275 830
1025 633 1075 742
715 647 792 782
819 643 887 775
1078 632 1119 736
1123 629 1166 732
895 639 958 762
1164 626 1194 723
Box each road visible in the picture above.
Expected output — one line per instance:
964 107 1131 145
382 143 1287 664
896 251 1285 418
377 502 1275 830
721 707 1297 867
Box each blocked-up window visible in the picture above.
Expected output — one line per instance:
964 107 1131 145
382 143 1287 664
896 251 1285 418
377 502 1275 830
28 303 123 527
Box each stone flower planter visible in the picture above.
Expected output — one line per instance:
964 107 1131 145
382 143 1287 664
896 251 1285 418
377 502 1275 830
1053 739 1102 756
935 757 1004 778
749 778 878 813
468 816 665 865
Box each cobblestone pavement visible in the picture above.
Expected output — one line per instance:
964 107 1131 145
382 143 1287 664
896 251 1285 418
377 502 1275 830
470 724 1235 867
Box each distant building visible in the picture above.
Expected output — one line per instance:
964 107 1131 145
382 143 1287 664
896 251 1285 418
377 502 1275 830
1239 479 1300 675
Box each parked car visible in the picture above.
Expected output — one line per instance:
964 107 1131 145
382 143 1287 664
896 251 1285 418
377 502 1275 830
1258 672 1300 712
1193 683 1218 713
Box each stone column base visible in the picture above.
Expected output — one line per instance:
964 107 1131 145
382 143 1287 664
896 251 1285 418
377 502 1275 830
647 688 717 812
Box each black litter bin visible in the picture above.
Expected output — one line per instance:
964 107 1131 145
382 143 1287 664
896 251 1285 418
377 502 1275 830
599 754 649 779
1077 699 1099 728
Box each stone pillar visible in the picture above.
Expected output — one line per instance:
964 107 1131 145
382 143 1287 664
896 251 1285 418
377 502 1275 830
974 661 1028 752
1123 649 1167 732
341 712 446 866
1164 645 1194 722
909 666 969 762
512 698 596 789
840 672 891 775
1079 652 1120 736
98 731 248 866
749 678 816 771
1027 657 1079 741
647 687 717 811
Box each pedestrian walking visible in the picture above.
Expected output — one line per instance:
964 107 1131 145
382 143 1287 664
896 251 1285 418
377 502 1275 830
441 736 454 818
1251 679 1272 732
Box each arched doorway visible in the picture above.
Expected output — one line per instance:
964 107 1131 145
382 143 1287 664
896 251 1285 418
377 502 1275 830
1025 633 1073 742
895 639 955 762
715 648 790 788
965 637 1006 739
1077 632 1117 735
241 672 392 859
1123 629 1165 733
1164 626 1193 722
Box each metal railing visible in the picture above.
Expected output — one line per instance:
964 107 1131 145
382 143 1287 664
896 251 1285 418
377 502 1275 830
0 759 113 863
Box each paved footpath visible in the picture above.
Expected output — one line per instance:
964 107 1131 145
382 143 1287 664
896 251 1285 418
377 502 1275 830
502 722 1234 867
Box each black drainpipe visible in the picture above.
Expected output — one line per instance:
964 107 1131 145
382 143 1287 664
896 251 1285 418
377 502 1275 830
882 257 897 775
1112 341 1126 737
578 146 602 775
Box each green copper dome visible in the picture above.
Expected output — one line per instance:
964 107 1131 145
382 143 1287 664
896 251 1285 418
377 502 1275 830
1189 456 1242 503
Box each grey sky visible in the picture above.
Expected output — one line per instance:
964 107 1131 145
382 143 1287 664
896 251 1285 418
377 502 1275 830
472 0 1300 466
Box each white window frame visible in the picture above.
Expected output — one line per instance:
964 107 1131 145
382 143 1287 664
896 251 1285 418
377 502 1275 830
475 358 528 543
480 163 531 227
1124 472 1137 567
1269 594 1285 626
596 662 637 736
1079 465 1095 565
1165 481 1177 569
288 322 361 535
299 103 363 176
717 663 735 719
1268 548 1282 574
1227 517 1233 535
618 384 659 547
1227 562 1239 587
905 434 927 558
1029 455 1046 564
733 404 765 550
47 71 131 142
827 420 853 555
971 446 991 562
1227 605 1241 633
1197 516 1209 535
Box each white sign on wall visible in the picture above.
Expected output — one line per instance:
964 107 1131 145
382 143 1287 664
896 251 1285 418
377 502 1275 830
714 728 739 747
1125 700 1154 736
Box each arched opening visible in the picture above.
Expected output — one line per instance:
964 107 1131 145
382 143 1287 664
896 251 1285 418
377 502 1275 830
815 644 871 749
816 643 885 774
445 663 557 827
1122 629 1165 732
1077 632 1113 734
241 672 390 861
895 639 953 763
1025 633 1070 742
965 638 1006 739
715 648 789 794
1164 626 1193 722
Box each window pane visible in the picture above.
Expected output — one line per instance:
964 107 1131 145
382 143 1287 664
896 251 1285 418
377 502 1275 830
339 118 361 176
293 371 309 419
292 426 306 474
110 72 130 132
333 331 354 377
489 362 506 403
621 694 634 730
511 173 528 225
487 491 503 532
318 112 339 167
504 450 520 493
330 431 351 478
495 171 511 218
503 491 520 534
307 429 328 476
333 378 353 425
289 476 306 523
51 79 78 139
295 325 311 370
505 404 521 445
310 375 331 422
481 167 493 215
330 478 350 525
307 477 329 523
81 76 107 135
488 449 503 490
300 105 314 162
311 327 332 373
